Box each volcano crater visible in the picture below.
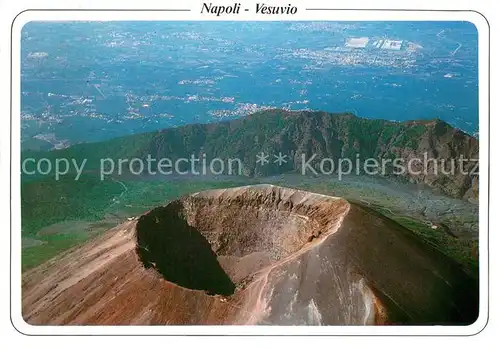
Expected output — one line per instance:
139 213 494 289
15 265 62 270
135 185 348 296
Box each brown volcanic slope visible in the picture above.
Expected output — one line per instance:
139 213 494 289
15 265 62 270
22 185 478 325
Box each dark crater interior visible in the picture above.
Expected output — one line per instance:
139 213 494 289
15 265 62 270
136 202 236 296
134 188 342 296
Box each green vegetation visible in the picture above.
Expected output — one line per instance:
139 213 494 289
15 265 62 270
21 173 478 275
391 215 478 276
21 175 252 271
21 110 431 176
20 111 476 272
21 175 124 234
392 124 427 148
101 178 252 218
22 232 92 271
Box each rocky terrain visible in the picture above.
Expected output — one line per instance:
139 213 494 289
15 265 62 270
29 110 479 200
22 185 478 325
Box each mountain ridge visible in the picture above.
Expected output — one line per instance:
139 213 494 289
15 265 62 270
23 109 479 200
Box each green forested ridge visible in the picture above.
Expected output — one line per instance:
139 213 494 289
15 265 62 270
20 110 478 272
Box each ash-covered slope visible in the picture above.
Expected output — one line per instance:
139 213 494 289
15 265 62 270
22 185 478 325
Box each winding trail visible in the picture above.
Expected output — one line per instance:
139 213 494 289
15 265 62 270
109 177 128 207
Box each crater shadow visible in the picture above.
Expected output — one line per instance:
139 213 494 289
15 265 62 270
135 201 235 296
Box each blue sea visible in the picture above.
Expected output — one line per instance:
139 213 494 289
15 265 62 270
20 21 479 148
